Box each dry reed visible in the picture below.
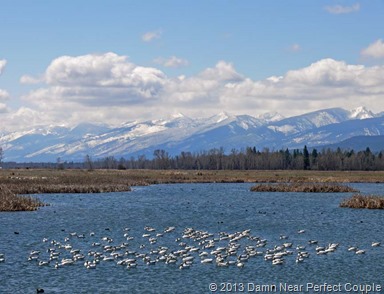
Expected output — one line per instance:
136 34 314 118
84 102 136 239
1 168 384 211
250 183 358 193
0 170 132 211
0 185 46 211
340 194 384 209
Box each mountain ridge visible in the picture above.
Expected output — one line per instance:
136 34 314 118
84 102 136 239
1 106 383 162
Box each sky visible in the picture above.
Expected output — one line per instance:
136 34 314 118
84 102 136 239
0 0 384 131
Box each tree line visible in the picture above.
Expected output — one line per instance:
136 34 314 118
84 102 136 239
86 146 384 171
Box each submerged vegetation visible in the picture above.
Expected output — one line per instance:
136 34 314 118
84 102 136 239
250 183 358 193
340 194 384 209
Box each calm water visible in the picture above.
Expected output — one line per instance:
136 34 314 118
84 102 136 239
0 183 383 294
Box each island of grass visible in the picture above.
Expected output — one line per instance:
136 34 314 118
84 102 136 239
250 183 358 193
340 194 384 209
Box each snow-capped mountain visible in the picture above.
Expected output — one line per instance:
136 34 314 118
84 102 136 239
266 108 351 135
349 106 375 120
1 107 383 162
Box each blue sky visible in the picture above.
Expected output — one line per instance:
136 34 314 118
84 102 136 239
0 1 383 130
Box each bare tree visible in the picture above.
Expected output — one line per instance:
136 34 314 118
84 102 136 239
84 154 94 171
56 157 65 170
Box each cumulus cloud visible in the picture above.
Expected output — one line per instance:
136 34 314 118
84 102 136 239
361 39 384 59
154 56 189 68
142 29 162 42
237 59 382 96
24 52 167 108
221 58 384 114
325 3 360 14
16 52 384 129
20 74 43 84
164 61 244 106
5 107 45 127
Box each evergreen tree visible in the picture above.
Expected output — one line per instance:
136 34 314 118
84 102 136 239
303 145 310 170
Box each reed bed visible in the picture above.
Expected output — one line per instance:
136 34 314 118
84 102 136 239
250 183 358 193
0 185 46 211
340 194 384 209
0 170 132 211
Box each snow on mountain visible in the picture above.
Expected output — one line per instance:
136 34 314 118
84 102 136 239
214 111 231 123
349 106 375 120
1 106 384 162
257 112 285 122
266 108 351 135
286 116 384 149
69 123 110 138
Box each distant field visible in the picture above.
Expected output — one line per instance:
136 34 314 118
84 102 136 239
1 169 384 211
2 169 384 188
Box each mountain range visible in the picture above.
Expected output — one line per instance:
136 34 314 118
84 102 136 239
1 106 384 162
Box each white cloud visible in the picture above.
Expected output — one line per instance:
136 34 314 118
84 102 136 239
0 103 7 113
13 53 384 129
5 107 44 127
20 74 43 84
164 61 244 106
24 52 167 108
284 58 365 86
361 39 384 59
0 59 6 75
288 44 301 52
142 29 162 42
0 89 9 101
0 61 10 111
154 56 189 68
325 3 360 14
219 58 384 114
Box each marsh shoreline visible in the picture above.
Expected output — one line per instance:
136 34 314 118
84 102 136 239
1 169 384 211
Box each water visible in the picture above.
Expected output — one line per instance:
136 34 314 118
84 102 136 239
0 183 383 293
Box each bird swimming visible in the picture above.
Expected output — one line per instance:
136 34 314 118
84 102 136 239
20 225 380 273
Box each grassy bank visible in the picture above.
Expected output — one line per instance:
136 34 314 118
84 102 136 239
2 169 384 186
250 183 358 193
1 169 384 211
340 194 384 209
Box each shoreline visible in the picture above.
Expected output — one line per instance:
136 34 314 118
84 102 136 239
1 169 384 211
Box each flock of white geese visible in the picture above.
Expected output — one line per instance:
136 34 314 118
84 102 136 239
0 226 381 270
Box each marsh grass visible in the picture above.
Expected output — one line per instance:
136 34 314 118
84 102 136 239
340 194 384 209
0 185 46 211
250 183 358 193
1 169 384 211
0 169 132 211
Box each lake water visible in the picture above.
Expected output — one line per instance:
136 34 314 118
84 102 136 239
0 183 383 294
